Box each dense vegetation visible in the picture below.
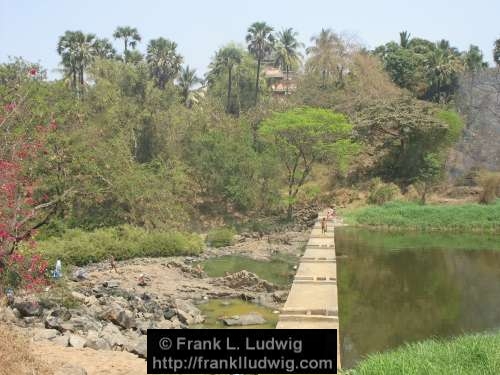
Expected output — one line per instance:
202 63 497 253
345 332 500 375
33 226 203 266
1 23 498 291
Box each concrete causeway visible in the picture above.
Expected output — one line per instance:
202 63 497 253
276 210 341 372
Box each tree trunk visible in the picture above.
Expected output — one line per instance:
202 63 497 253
72 69 77 90
227 66 233 113
255 57 261 103
285 65 289 95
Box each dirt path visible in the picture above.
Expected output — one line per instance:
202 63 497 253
33 341 149 375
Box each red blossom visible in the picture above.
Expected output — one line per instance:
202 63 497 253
29 68 37 76
4 103 16 112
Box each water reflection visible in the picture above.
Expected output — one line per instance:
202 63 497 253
336 227 500 368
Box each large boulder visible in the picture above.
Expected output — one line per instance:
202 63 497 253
70 268 88 282
130 338 147 359
100 323 127 347
105 308 137 329
84 330 112 350
0 306 19 323
174 299 204 325
14 301 42 317
69 334 87 349
222 313 266 326
51 333 70 347
32 328 59 341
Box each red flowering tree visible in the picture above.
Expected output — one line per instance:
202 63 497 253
0 67 55 292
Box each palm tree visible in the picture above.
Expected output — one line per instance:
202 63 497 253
113 26 141 61
246 22 274 103
177 65 201 107
425 45 463 102
399 31 411 48
464 45 487 72
57 31 97 90
207 45 243 113
93 38 117 59
494 39 500 67
274 28 303 94
146 38 183 89
306 28 339 88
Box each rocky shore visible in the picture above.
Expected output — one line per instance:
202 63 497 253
0 229 308 374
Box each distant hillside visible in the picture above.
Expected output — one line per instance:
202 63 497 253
448 68 500 177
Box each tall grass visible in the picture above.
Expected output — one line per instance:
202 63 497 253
343 200 500 232
344 332 500 375
32 225 204 266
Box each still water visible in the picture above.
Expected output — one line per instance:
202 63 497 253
335 227 500 368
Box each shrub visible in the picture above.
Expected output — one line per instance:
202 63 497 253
206 227 236 248
368 178 401 205
32 225 204 266
477 171 500 204
0 252 49 293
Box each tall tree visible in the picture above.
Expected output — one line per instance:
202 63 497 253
146 37 183 89
207 45 243 114
57 31 97 89
399 31 411 48
113 26 141 60
93 38 117 59
425 42 463 102
306 28 347 88
177 65 201 107
494 38 500 66
464 45 487 72
246 22 274 103
274 28 303 94
260 107 358 219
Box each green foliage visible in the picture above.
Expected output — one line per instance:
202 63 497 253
374 34 475 102
206 228 236 248
494 39 500 67
345 332 500 375
437 109 465 144
260 107 358 217
356 97 463 184
146 37 183 89
343 201 500 232
367 178 400 205
206 44 258 115
34 226 203 266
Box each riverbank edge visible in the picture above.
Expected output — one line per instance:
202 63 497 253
340 200 500 233
342 330 500 374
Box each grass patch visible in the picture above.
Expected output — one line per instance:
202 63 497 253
344 332 500 375
198 254 297 286
342 200 500 232
32 225 204 266
206 227 236 247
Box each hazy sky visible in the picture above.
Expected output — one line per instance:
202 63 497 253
1 0 499 79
